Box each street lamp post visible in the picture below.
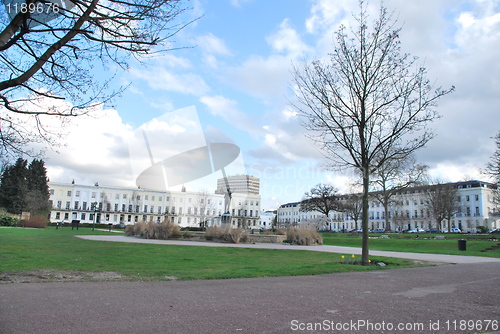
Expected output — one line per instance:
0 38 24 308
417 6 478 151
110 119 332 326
92 202 99 231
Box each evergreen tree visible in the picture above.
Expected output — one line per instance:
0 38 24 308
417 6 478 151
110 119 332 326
26 159 51 214
0 158 28 214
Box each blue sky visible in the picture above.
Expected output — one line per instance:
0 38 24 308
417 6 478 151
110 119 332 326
37 0 500 210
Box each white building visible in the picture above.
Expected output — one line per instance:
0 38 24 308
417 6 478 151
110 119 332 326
259 210 276 230
276 180 499 232
215 175 260 195
48 177 261 228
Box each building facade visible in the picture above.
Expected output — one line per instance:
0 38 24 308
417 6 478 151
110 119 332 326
259 210 276 230
48 177 261 228
215 175 260 195
276 180 499 232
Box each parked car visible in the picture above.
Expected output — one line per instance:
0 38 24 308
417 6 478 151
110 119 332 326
370 228 385 233
424 228 438 233
407 228 425 233
488 229 500 234
444 228 462 233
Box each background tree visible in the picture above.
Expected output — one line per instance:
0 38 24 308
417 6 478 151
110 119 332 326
0 158 28 214
0 0 191 157
340 193 363 230
484 131 500 213
370 154 428 231
292 2 454 264
426 182 460 232
301 183 341 218
26 158 50 214
484 131 500 183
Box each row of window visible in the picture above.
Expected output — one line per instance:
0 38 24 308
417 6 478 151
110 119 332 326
52 200 258 217
51 189 260 207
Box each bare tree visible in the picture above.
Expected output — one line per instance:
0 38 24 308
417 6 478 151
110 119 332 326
426 182 460 232
484 131 500 183
340 193 362 230
301 183 341 217
391 198 410 232
292 2 454 264
370 154 428 231
0 0 191 157
484 131 500 213
194 190 213 229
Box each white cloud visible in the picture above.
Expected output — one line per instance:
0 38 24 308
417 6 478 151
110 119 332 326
194 33 232 68
129 67 210 96
196 32 232 56
200 95 263 135
267 19 312 58
224 54 291 100
42 106 135 187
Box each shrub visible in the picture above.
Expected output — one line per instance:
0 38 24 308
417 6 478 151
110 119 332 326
18 216 47 228
205 225 248 244
125 220 181 240
0 214 18 226
275 228 287 235
476 226 489 234
205 225 222 240
286 226 323 246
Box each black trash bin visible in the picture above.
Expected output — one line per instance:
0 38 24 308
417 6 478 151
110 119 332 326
458 239 466 251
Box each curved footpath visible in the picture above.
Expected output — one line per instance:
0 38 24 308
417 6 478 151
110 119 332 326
1 235 499 334
77 235 500 264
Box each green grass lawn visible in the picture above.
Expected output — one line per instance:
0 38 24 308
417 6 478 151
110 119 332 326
321 233 500 258
0 227 418 281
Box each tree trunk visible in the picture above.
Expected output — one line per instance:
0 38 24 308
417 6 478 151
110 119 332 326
361 167 370 265
384 198 391 232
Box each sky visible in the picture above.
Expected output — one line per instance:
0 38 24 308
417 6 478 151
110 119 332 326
26 0 500 210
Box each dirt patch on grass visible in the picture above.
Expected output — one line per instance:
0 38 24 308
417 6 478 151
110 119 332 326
0 270 128 284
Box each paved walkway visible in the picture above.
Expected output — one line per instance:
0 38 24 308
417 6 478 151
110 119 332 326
77 235 500 264
1 262 499 333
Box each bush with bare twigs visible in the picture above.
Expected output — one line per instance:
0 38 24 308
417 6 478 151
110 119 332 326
124 221 181 240
205 225 249 243
286 226 323 246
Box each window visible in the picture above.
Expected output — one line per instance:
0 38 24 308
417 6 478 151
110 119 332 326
50 189 55 195
123 194 127 199
115 194 119 200
466 195 470 201
144 205 148 213
92 192 96 198
145 195 149 200
74 201 79 210
67 191 72 196
76 191 80 197
114 203 118 212
55 212 60 219
475 194 479 201
82 202 87 210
